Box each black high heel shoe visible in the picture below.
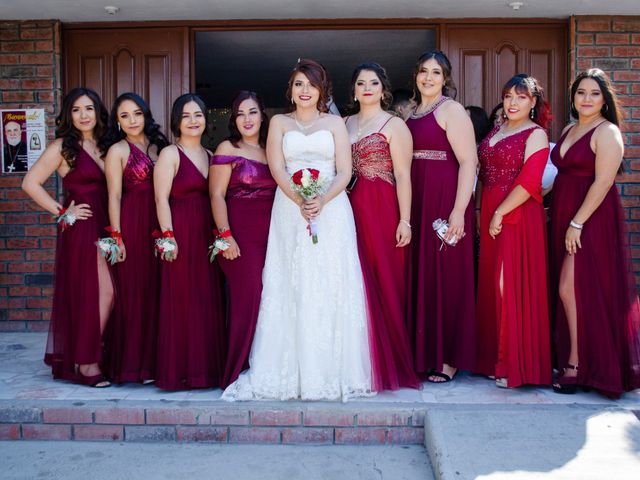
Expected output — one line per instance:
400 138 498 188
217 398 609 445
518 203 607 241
552 364 578 394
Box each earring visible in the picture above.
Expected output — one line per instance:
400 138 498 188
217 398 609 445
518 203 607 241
530 108 535 119
602 104 609 113
117 123 121 131
291 98 294 104
354 96 358 103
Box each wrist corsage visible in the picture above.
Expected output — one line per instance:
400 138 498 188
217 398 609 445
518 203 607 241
53 207 77 231
209 228 232 262
96 226 122 266
152 229 177 261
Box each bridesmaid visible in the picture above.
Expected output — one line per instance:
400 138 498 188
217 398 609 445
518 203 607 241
209 91 276 388
550 68 640 398
153 94 226 390
345 63 420 391
475 74 552 388
22 87 113 387
103 92 169 384
406 50 477 383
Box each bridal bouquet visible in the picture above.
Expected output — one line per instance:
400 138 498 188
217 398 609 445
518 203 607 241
96 226 122 266
290 168 327 244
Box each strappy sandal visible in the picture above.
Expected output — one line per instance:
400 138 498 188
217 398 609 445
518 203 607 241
78 372 111 388
552 364 578 394
427 369 457 383
495 378 508 389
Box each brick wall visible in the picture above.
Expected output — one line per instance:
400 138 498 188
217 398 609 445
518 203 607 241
0 21 61 332
574 16 640 284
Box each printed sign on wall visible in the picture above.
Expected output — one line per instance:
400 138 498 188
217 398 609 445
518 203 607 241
1 109 46 174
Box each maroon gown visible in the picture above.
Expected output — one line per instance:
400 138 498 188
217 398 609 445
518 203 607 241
476 126 552 387
406 99 476 377
550 125 640 398
45 147 110 380
104 142 159 383
210 154 276 388
155 148 226 390
349 132 421 391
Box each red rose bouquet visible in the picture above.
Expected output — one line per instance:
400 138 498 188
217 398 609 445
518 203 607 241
290 168 327 244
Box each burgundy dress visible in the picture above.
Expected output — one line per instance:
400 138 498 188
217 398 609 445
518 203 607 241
476 126 552 387
406 100 476 377
210 155 276 388
45 147 110 380
155 148 226 390
104 142 159 383
349 133 421 390
550 125 640 398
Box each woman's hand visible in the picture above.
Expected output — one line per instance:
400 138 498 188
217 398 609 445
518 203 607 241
116 242 127 263
303 196 324 219
67 200 92 221
446 208 465 244
565 226 582 255
162 241 178 262
396 221 411 247
489 211 503 239
222 237 241 260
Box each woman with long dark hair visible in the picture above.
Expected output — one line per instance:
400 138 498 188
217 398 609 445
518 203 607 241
209 90 276 388
102 92 169 384
550 69 640 398
153 93 226 390
22 87 113 387
475 74 552 388
406 50 477 383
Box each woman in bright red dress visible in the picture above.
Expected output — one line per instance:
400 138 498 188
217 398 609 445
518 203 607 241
405 50 477 383
153 94 226 390
475 74 552 388
550 69 640 398
209 91 276 388
22 87 113 387
103 92 169 384
345 63 420 391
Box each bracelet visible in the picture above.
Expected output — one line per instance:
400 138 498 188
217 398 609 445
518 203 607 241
493 210 504 217
569 220 583 230
162 229 174 238
214 228 233 238
399 219 411 229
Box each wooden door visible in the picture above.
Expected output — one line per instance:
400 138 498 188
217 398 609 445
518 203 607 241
441 22 567 140
62 27 189 135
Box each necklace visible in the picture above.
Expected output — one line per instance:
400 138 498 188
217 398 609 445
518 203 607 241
411 96 448 119
356 112 383 139
294 111 320 131
241 139 260 148
497 122 534 139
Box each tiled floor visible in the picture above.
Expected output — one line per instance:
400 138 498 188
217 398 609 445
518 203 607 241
2 332 639 407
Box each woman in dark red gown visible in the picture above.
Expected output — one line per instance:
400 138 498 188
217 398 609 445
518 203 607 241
344 63 420 391
22 87 113 387
153 94 226 390
209 91 276 388
475 74 552 388
406 50 477 382
103 93 169 384
550 69 640 398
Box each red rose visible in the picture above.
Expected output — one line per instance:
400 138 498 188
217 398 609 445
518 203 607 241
309 169 320 181
292 169 303 185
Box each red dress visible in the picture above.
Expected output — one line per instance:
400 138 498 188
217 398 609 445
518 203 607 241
550 125 640 398
45 147 110 380
476 126 552 387
349 132 421 391
210 155 276 388
406 100 476 377
103 142 159 383
155 148 226 390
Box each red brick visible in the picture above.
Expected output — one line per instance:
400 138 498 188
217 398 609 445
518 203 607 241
0 79 19 90
633 34 640 44
197 409 249 425
631 209 640 220
229 427 280 444
176 426 228 443
34 41 53 52
615 71 640 82
22 78 53 90
251 410 301 426
0 424 21 440
624 185 640 196
9 286 41 296
576 34 594 45
25 226 56 236
578 20 611 32
41 263 55 273
622 196 640 208
7 238 38 248
335 428 386 445
388 428 425 445
357 411 412 426
627 221 640 232
577 46 610 57
27 321 50 332
22 424 71 440
27 297 52 308
595 33 630 44
74 425 124 441
20 28 53 40
6 214 39 224
632 59 640 69
0 201 25 212
36 66 53 77
8 298 26 309
27 250 55 261
0 177 23 187
43 408 92 424
1 41 34 53
42 287 54 296
0 250 24 261
613 46 640 57
146 409 196 425
40 238 56 248
631 248 640 259
633 85 640 95
19 53 52 64
9 263 40 273
303 410 355 427
0 28 19 41
2 91 33 102
577 58 593 70
5 189 29 200
612 20 640 33
0 273 23 284
95 408 145 425
0 53 19 64
124 426 176 442
281 427 332 445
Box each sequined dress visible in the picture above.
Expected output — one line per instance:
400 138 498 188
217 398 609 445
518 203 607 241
405 100 476 377
210 154 276 388
103 142 160 383
349 132 420 391
476 125 552 387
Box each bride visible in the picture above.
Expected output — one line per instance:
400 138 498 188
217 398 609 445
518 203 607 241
222 59 375 401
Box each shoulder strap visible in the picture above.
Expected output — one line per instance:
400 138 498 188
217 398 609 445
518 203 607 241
378 115 394 132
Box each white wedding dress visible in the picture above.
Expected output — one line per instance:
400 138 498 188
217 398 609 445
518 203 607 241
222 129 374 402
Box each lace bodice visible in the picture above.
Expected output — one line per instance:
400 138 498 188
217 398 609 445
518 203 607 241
282 130 336 182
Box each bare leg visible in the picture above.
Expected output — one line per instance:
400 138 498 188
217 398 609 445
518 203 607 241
495 264 508 387
556 255 578 377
